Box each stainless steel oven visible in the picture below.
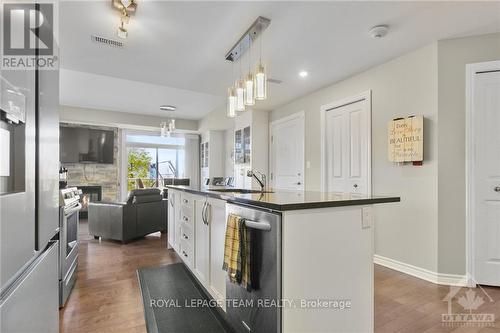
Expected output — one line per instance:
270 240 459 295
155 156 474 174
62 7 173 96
226 203 282 333
59 187 82 307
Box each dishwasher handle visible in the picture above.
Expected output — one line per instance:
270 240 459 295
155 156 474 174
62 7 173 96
244 219 271 231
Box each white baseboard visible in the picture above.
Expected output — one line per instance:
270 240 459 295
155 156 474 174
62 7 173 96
374 254 467 286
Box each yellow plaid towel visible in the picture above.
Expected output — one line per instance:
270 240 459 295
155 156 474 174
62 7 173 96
222 214 252 291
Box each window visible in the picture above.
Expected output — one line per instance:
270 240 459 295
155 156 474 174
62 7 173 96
124 132 197 193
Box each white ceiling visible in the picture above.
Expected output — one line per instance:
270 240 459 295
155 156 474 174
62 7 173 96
59 1 500 120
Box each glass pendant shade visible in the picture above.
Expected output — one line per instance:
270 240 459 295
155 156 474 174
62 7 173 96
255 62 267 101
160 119 175 137
244 73 255 106
227 87 236 118
235 79 245 112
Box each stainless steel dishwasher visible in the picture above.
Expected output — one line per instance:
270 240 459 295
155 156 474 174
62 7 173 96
226 203 282 333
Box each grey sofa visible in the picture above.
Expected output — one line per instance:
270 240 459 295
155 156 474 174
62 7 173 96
88 189 166 243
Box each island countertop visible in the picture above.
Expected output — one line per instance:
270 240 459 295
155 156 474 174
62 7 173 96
165 185 400 212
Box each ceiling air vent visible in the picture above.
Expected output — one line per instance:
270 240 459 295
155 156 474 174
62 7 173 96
91 35 124 48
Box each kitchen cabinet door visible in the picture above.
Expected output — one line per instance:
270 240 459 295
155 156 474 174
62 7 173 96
167 191 176 249
208 199 226 304
194 197 209 284
243 126 251 164
174 191 182 252
235 129 244 164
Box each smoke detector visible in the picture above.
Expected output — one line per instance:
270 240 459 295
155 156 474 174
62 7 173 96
369 25 389 39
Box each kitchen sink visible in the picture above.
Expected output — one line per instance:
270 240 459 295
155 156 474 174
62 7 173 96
210 188 274 194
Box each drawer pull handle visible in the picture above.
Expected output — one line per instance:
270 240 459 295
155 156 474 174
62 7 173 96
183 216 188 222
182 251 188 258
183 234 188 240
183 199 188 204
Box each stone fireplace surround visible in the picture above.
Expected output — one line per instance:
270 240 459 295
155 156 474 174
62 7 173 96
60 123 121 202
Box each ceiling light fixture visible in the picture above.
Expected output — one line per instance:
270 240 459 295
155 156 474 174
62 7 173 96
227 87 236 118
160 105 176 111
112 0 137 12
160 119 176 137
235 43 246 112
224 17 271 118
299 70 308 78
235 78 246 112
111 0 137 39
254 32 267 101
117 21 128 39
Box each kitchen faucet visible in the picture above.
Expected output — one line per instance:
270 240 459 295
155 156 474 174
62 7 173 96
247 170 267 192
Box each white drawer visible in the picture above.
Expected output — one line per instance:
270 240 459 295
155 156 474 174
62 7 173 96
179 239 193 268
180 222 194 246
181 193 193 210
180 206 193 226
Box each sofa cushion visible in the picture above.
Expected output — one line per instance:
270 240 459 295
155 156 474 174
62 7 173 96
133 194 162 204
126 188 161 204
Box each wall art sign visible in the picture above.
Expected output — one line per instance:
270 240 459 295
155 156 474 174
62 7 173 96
388 115 423 163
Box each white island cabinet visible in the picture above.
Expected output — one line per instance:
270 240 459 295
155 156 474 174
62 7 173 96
168 189 226 306
281 206 374 333
167 187 399 333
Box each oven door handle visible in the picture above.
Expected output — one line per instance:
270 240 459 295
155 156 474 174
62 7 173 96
64 203 82 217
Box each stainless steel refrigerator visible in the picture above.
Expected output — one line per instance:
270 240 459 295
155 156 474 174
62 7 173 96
0 4 60 332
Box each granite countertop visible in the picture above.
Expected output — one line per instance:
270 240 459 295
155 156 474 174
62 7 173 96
165 185 400 212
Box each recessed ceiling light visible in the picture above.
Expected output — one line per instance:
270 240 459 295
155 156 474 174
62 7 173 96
160 105 176 111
299 71 308 78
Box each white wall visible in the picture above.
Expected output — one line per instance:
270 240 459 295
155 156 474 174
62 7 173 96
223 129 235 178
270 43 440 272
197 33 500 277
437 33 500 275
198 105 236 178
60 105 199 131
198 105 235 133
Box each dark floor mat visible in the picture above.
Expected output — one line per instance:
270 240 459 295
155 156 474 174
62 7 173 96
137 263 231 333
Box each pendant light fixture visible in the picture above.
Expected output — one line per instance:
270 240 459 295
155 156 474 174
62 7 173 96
235 44 246 112
235 79 245 112
111 0 137 39
244 39 255 106
160 119 176 137
227 87 236 118
224 17 271 118
159 105 176 137
255 33 267 101
227 61 237 117
245 72 255 105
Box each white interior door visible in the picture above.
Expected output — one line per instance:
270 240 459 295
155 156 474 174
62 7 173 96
322 92 371 194
270 113 305 190
473 68 500 286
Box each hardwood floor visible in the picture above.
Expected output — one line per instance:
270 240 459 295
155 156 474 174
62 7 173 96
59 220 180 333
375 266 500 333
60 220 500 333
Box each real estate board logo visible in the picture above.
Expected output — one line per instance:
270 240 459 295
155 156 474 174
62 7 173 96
2 2 58 69
442 278 495 328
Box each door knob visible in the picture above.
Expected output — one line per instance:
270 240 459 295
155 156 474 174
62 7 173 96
495 186 500 192
296 182 301 185
353 184 358 188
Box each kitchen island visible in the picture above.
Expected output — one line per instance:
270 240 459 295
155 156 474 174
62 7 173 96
166 185 399 333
